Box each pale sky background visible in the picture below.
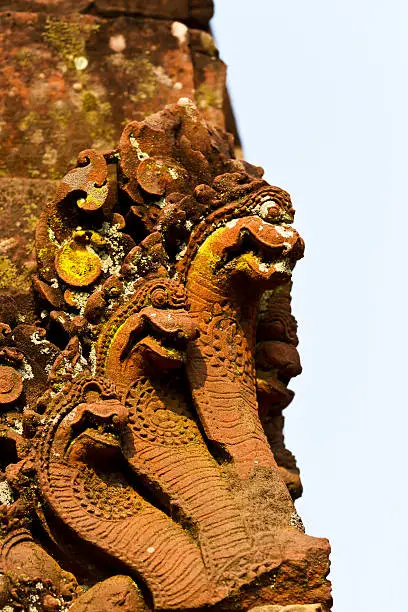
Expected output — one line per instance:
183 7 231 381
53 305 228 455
213 2 408 610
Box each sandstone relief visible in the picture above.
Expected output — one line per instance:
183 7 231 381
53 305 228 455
0 1 331 608
0 100 331 610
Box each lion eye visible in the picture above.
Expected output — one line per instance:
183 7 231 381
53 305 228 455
150 288 169 307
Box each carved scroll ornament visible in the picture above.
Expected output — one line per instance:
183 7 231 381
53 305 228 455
0 100 331 611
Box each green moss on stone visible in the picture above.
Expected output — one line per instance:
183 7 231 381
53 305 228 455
82 91 98 112
82 94 115 144
49 103 72 129
43 17 99 70
0 256 30 291
200 31 218 57
109 55 158 104
18 111 39 133
196 83 223 110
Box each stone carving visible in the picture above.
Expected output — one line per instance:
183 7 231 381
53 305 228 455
0 100 331 610
249 606 322 612
257 281 303 499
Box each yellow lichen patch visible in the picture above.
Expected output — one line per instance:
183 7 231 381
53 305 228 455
80 90 115 147
43 17 99 71
81 91 99 112
196 83 223 111
77 184 108 212
49 103 72 130
199 32 218 57
189 227 225 280
55 241 101 287
0 256 30 291
24 238 36 257
23 214 40 234
21 198 41 235
107 55 159 104
233 252 259 273
18 111 39 133
73 230 106 247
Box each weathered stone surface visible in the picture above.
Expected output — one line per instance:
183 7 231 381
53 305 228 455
92 0 214 28
257 281 303 499
0 2 331 609
0 101 331 610
0 10 225 181
249 605 323 612
190 27 226 128
2 0 214 28
0 1 225 320
0 0 91 12
0 177 57 319
70 575 150 611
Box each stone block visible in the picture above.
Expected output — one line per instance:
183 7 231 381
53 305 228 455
1 0 214 28
0 11 225 180
249 605 323 612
